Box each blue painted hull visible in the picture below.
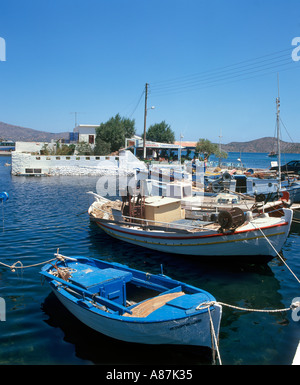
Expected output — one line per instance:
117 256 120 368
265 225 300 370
41 256 222 348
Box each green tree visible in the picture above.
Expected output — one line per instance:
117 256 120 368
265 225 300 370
76 141 93 155
195 138 228 160
146 121 175 143
93 137 111 155
96 114 135 153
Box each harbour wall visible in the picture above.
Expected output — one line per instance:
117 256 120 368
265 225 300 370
11 150 146 176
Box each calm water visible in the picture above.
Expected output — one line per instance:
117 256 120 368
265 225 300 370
0 153 299 365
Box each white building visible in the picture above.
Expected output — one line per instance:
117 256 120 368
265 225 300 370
71 125 97 147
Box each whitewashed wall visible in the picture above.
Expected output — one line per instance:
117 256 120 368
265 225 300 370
11 150 146 176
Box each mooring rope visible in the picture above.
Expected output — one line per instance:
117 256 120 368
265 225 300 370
207 305 222 365
198 298 300 366
250 218 300 285
0 257 57 272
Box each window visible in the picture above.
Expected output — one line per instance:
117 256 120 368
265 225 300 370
34 169 41 174
25 169 33 173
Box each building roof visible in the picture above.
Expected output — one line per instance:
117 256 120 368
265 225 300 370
174 141 197 148
73 125 97 135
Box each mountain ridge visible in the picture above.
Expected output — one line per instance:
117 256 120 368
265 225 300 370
0 121 300 153
0 121 69 142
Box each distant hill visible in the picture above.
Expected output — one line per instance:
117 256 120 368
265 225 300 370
0 121 69 142
221 137 300 153
1 121 300 153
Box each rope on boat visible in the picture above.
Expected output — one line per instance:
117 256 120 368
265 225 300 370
207 305 222 365
197 300 300 313
0 250 72 272
250 221 300 285
197 298 300 366
0 258 57 272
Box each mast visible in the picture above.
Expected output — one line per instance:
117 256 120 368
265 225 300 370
276 74 281 188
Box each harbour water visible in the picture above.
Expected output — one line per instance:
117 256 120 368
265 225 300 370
0 153 300 365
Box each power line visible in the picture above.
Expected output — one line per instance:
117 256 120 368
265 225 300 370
151 47 292 88
150 47 298 97
128 89 145 118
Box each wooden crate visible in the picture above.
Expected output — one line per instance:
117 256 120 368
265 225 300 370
144 197 182 225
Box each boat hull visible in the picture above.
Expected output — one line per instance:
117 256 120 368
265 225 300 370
93 209 292 257
51 286 222 348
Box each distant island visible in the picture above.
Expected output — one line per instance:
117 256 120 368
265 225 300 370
0 121 300 153
221 137 300 154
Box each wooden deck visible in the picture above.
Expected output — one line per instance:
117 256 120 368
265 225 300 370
124 291 185 318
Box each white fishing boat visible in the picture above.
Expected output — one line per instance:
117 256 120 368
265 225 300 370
87 192 293 259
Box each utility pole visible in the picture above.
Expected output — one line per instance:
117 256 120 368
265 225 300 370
143 83 149 159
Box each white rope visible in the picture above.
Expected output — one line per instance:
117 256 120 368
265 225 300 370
197 300 298 313
207 305 222 365
0 257 57 272
197 298 300 365
252 221 300 285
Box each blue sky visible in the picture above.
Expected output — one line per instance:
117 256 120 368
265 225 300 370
0 0 300 144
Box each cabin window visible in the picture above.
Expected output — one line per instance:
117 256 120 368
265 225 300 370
76 157 80 160
56 157 60 160
36 157 41 160
95 157 100 160
66 157 71 160
34 169 41 174
25 169 33 173
85 157 90 160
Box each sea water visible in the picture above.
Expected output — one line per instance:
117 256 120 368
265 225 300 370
0 154 299 365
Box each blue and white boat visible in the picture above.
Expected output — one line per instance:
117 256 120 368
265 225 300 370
41 253 222 349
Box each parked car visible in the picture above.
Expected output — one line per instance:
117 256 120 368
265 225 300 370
270 160 300 174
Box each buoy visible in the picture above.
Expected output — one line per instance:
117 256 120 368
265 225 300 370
0 192 9 202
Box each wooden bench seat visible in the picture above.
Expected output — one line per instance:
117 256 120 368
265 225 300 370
124 291 185 318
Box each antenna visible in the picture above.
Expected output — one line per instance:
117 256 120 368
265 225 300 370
70 112 85 128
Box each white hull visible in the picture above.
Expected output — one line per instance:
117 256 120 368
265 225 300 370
92 209 292 257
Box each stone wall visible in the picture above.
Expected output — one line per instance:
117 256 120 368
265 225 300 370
11 150 146 176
